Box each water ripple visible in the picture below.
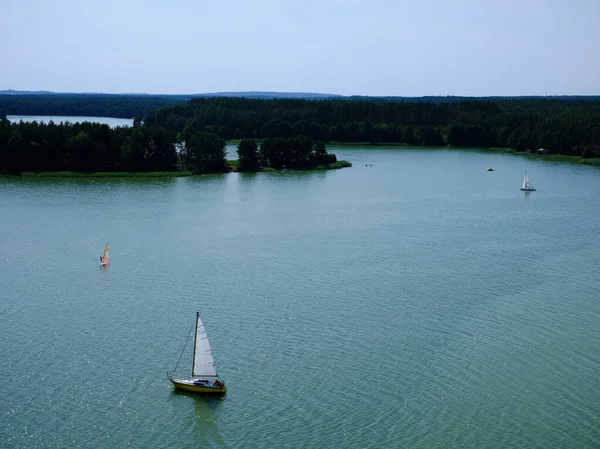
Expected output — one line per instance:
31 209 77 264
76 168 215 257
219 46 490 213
2 153 600 448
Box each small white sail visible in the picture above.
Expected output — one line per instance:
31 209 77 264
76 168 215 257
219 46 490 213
192 312 218 378
521 170 535 191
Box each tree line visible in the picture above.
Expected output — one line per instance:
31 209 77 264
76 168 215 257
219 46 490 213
237 137 336 171
0 94 187 119
2 94 600 173
0 119 175 173
0 118 340 174
144 97 600 157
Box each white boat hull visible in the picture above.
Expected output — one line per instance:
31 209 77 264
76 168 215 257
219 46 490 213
170 378 226 394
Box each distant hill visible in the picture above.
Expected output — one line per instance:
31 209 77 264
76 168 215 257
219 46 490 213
0 89 56 95
196 91 344 99
349 95 600 103
0 90 344 100
2 90 600 122
0 90 347 119
2 89 599 102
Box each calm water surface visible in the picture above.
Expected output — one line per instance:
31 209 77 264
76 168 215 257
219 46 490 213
1 147 600 448
7 115 133 128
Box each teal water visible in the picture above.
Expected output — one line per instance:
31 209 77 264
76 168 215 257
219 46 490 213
1 147 600 448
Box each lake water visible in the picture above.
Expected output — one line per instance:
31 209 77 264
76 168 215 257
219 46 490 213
1 147 600 448
7 115 133 128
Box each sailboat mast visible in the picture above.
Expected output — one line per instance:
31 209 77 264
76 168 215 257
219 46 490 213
191 312 199 376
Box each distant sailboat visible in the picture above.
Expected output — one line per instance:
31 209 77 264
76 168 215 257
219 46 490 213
100 243 110 266
520 170 536 191
169 312 227 394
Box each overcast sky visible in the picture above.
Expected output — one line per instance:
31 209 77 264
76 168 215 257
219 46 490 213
1 0 598 96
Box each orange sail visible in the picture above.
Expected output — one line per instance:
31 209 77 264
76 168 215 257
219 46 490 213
101 243 110 265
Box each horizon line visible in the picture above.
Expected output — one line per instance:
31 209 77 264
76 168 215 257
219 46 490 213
1 88 600 99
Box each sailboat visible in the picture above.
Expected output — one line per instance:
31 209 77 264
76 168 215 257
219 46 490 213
100 243 110 266
169 312 227 394
520 169 536 191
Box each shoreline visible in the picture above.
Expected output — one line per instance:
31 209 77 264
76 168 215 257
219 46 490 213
2 145 598 179
2 160 353 178
328 144 600 166
230 140 598 166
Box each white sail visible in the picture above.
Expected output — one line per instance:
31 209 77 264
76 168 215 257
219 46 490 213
192 312 218 378
522 173 528 189
521 170 535 190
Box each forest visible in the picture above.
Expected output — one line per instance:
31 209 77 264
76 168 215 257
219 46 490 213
1 94 600 175
144 97 600 157
0 119 340 174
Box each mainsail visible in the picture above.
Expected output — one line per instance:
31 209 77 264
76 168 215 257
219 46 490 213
521 170 535 191
192 312 218 378
522 171 530 189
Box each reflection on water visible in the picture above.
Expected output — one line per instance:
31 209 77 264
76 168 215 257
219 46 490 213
171 390 226 409
171 390 227 447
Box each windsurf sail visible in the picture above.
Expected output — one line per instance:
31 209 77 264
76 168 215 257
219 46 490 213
101 243 110 265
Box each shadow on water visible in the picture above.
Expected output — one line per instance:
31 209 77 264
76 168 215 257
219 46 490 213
170 390 227 447
170 389 227 409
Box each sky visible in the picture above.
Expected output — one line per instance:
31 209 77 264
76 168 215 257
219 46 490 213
1 0 599 96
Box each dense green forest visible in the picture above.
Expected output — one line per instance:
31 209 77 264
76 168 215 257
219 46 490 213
144 97 600 157
1 94 600 174
0 119 341 174
0 119 175 173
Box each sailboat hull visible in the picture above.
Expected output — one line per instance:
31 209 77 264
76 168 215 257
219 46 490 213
170 378 227 394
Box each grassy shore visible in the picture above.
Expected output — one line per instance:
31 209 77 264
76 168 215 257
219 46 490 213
227 159 352 172
394 145 598 166
486 148 593 164
327 141 410 147
4 160 351 178
327 160 353 169
580 158 600 167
